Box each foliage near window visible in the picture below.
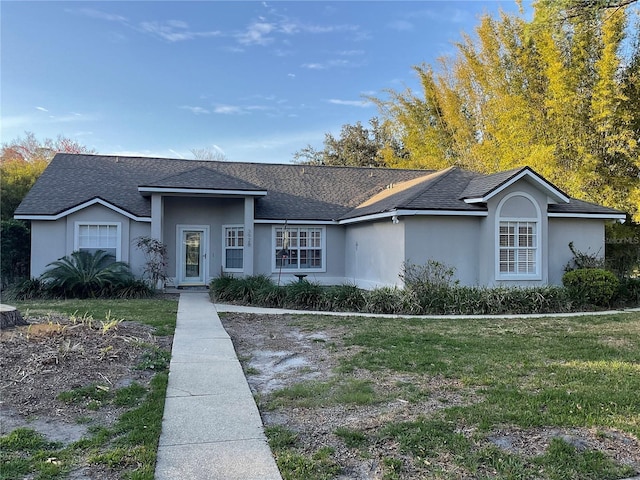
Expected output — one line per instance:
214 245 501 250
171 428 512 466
41 250 136 299
564 241 605 272
134 236 169 288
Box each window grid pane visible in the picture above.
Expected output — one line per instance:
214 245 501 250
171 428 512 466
224 227 244 269
499 221 536 275
274 227 323 270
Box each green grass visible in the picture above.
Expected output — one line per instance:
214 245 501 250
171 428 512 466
265 426 341 480
268 378 377 409
2 298 177 480
267 311 640 479
14 297 178 335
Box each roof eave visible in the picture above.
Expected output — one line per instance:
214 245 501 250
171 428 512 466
462 168 570 204
138 186 268 196
548 212 627 220
339 208 488 225
14 198 151 222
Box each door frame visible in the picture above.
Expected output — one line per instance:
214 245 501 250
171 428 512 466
176 225 210 285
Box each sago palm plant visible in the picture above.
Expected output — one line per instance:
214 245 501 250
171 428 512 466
41 250 134 298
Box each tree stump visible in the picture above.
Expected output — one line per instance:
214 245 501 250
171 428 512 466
0 304 28 329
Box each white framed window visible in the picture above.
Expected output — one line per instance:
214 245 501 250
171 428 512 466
75 222 121 260
499 221 537 274
273 226 325 272
223 225 244 272
495 192 541 280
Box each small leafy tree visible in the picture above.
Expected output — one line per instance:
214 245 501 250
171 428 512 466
0 219 30 287
134 237 168 288
41 250 134 298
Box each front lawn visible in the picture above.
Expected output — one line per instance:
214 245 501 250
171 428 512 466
223 310 640 479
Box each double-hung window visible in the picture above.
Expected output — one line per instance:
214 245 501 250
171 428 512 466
75 223 120 260
223 226 244 271
274 226 324 271
496 192 541 280
499 221 537 274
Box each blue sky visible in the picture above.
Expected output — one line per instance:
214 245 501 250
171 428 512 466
2 1 525 163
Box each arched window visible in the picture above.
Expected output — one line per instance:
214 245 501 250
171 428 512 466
496 193 541 280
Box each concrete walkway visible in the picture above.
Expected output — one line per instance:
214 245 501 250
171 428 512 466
155 292 282 480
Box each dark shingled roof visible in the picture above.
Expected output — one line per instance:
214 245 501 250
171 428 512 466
140 167 262 191
15 154 624 221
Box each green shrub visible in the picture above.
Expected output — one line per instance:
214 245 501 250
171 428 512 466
400 260 457 290
254 281 286 307
285 280 326 310
617 277 640 307
210 274 236 302
41 250 134 299
363 287 404 314
108 278 154 299
326 283 366 312
234 274 275 303
562 268 620 307
3 277 49 301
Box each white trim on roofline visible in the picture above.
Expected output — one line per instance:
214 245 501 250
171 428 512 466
138 186 267 196
254 219 338 225
548 212 627 220
338 209 488 225
463 169 570 205
14 198 151 222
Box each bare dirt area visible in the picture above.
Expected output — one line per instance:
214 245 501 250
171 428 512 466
221 312 640 480
0 313 171 479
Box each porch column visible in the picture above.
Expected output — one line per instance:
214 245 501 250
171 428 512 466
244 197 255 275
151 194 163 241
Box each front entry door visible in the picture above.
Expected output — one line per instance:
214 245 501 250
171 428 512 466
178 226 208 285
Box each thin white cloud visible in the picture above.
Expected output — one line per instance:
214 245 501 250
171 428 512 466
236 22 276 46
35 106 49 112
72 8 129 24
302 59 362 70
139 21 221 42
328 99 372 108
214 105 245 115
2 111 96 129
180 106 210 115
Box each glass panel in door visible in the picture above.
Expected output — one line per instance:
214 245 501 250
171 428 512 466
184 231 202 280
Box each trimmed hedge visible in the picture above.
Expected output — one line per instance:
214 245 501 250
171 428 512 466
562 268 620 307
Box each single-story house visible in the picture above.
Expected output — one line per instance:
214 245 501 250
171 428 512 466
15 153 625 289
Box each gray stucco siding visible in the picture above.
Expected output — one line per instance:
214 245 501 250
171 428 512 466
30 205 144 279
345 221 405 288
548 218 605 285
163 197 244 283
404 216 481 286
30 221 67 278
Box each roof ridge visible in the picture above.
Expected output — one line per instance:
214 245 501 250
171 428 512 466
400 166 457 207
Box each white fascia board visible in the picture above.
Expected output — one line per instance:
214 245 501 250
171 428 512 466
254 219 338 225
138 186 267 196
548 212 627 220
14 198 151 222
464 170 570 204
338 209 487 225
